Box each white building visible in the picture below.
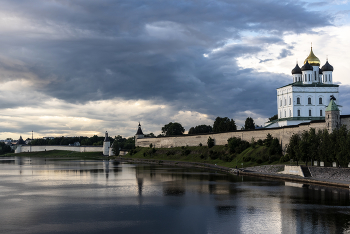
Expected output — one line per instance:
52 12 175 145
266 47 341 128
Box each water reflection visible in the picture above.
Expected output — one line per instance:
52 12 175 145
0 157 350 234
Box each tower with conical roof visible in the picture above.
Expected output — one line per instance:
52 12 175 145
266 46 341 128
325 97 340 132
135 122 144 139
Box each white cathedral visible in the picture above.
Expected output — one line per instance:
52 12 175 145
265 47 341 128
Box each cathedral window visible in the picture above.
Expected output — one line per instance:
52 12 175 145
297 97 300 104
320 110 323 116
319 98 322 104
308 97 311 104
309 110 312 116
280 100 282 107
325 75 327 82
285 111 286 117
290 110 291 117
289 98 291 105
308 74 310 81
314 71 316 80
305 74 307 81
297 110 300 116
284 99 286 106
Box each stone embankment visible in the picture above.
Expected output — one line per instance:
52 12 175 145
309 167 350 182
241 165 350 188
244 165 284 174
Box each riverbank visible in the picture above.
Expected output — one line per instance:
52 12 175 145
119 157 350 189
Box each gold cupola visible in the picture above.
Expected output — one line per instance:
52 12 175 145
304 46 320 66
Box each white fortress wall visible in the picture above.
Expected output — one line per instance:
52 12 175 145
17 145 103 153
136 120 330 150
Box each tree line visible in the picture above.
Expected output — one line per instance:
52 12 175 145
160 116 259 136
29 135 135 150
286 126 350 166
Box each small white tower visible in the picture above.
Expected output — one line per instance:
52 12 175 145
135 122 144 139
291 63 302 82
301 61 313 84
321 60 334 84
103 131 110 156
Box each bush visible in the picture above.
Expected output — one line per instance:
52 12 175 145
209 150 219 160
181 149 191 156
149 143 153 148
256 159 263 164
166 151 175 156
227 137 250 154
207 137 215 148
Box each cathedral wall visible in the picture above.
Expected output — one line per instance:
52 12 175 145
136 121 326 151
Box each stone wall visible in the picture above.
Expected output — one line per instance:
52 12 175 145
136 120 333 150
16 145 103 153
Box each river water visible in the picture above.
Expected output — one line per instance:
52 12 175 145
1 157 350 234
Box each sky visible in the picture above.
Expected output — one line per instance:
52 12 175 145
1 0 350 140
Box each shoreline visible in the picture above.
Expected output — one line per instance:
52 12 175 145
119 157 350 189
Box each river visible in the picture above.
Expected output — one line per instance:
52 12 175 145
0 157 350 234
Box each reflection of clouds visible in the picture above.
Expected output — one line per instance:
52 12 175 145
2 159 350 233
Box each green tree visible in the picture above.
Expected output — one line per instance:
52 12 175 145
188 125 213 134
335 126 348 165
318 129 331 163
207 137 214 148
112 141 120 156
0 142 13 154
213 117 237 132
227 137 250 154
286 134 301 165
244 117 255 130
299 130 310 165
161 122 185 136
269 114 278 122
264 133 273 147
269 138 282 155
307 128 319 164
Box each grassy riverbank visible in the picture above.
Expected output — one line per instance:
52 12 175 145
2 150 105 159
112 145 284 168
3 144 285 168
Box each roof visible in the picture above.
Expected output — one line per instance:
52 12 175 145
325 99 340 111
304 47 320 66
278 82 339 89
291 64 302 74
301 61 313 71
321 61 334 72
136 123 144 135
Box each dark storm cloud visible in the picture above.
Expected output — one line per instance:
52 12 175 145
0 0 332 119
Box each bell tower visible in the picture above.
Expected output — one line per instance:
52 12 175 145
325 96 340 132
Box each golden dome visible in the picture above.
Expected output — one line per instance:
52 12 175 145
304 47 320 66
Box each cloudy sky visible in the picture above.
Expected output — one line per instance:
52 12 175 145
1 0 350 139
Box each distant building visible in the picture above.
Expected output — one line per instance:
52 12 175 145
16 136 25 145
